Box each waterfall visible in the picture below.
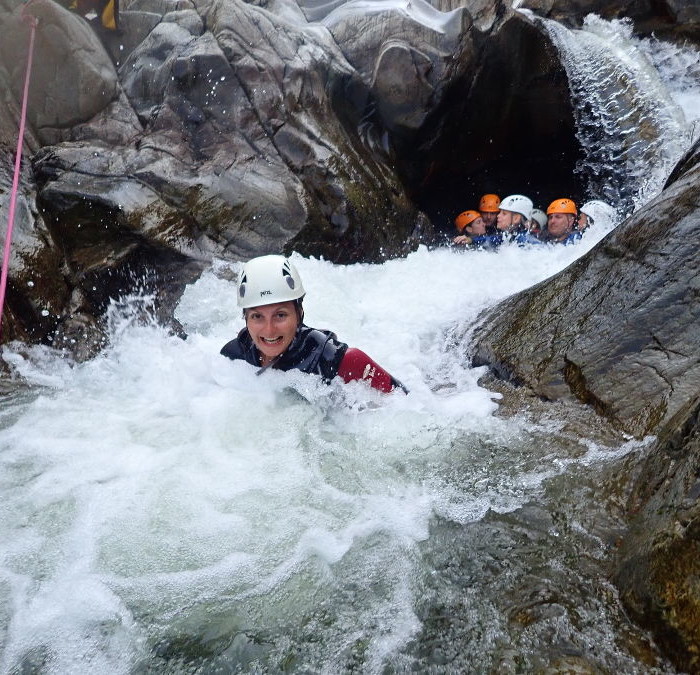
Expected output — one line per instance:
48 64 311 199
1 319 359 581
537 14 697 213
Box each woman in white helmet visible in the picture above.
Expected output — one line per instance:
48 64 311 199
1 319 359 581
220 255 408 393
495 194 541 245
496 194 532 233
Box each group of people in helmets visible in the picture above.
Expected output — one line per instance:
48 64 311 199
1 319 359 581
453 193 616 248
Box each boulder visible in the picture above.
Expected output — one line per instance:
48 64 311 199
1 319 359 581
31 0 433 270
0 0 121 144
319 0 472 137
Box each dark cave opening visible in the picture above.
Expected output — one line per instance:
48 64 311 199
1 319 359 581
393 14 587 239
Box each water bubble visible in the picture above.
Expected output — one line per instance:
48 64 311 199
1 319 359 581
41 309 49 317
27 280 34 287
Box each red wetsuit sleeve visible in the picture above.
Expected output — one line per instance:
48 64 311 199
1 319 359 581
337 348 398 394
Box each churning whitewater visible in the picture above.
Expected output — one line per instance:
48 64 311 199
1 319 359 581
0 229 645 674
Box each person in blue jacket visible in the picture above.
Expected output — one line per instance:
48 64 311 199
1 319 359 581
492 194 542 246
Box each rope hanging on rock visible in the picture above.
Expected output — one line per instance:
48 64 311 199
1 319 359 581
0 2 38 338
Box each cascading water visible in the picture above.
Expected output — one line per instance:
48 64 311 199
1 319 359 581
538 14 697 214
1 14 699 675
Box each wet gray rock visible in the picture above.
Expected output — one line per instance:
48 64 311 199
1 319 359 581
614 395 700 674
318 0 472 137
0 0 121 143
0 147 68 346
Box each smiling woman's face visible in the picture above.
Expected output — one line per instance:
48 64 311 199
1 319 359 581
245 301 299 364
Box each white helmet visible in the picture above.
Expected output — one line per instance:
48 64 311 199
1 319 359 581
499 194 533 221
237 255 306 309
530 208 547 229
580 200 616 228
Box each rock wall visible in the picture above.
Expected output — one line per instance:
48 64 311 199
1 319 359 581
614 395 700 674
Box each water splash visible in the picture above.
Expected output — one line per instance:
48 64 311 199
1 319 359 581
636 33 700 142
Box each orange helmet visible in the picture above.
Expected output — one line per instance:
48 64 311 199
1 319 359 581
454 210 481 232
546 198 577 215
479 193 500 212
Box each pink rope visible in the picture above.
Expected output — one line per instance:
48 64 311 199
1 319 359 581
0 7 38 338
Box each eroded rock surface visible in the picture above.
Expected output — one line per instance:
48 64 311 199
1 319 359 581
614 395 700 674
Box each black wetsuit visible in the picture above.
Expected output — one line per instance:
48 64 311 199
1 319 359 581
220 325 348 383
